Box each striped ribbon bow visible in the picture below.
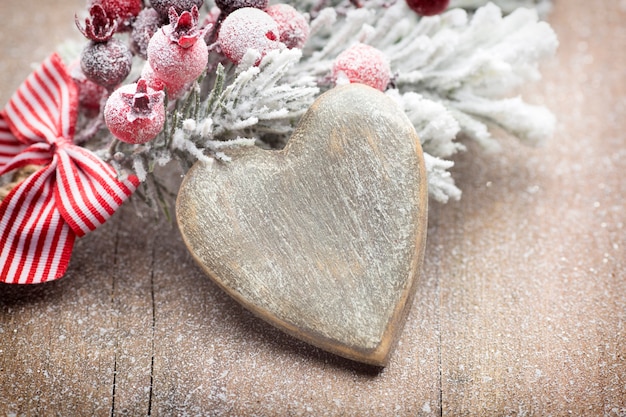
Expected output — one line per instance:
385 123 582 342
0 53 139 284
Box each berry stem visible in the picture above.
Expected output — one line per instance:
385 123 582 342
108 137 121 160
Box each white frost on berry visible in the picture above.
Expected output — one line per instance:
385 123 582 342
332 43 391 91
218 7 283 66
265 4 310 49
104 81 165 144
147 22 208 92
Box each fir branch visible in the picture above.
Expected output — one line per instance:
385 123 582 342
448 93 556 146
299 1 558 145
386 89 463 159
292 1 557 202
87 0 557 209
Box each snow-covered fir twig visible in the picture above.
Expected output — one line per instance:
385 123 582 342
81 0 556 208
285 0 557 201
449 0 552 16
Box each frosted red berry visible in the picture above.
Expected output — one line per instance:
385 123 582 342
81 38 133 89
215 0 268 15
104 79 166 144
77 3 133 89
131 7 162 59
405 0 450 16
150 0 204 21
218 8 281 65
147 6 209 92
332 43 391 91
265 4 310 50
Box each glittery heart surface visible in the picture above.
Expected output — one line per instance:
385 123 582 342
176 84 428 366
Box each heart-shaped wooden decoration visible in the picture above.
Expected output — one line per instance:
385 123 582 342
176 84 427 366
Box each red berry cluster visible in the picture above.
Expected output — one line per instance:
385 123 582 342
73 0 312 146
74 0 210 144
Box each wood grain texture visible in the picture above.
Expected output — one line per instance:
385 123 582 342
0 0 624 415
176 84 428 366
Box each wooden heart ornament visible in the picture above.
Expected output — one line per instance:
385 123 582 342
176 84 428 366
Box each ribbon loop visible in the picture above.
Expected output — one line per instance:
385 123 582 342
0 161 75 284
0 116 28 169
3 53 77 145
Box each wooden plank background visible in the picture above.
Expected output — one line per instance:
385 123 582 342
1 0 624 415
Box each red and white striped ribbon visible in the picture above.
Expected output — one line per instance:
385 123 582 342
0 117 27 167
0 53 139 284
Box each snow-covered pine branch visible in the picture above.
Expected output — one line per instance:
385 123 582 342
302 2 557 143
97 0 556 206
386 89 463 201
449 0 553 16
293 1 556 202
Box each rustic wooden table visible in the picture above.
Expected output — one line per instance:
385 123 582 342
1 0 624 415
